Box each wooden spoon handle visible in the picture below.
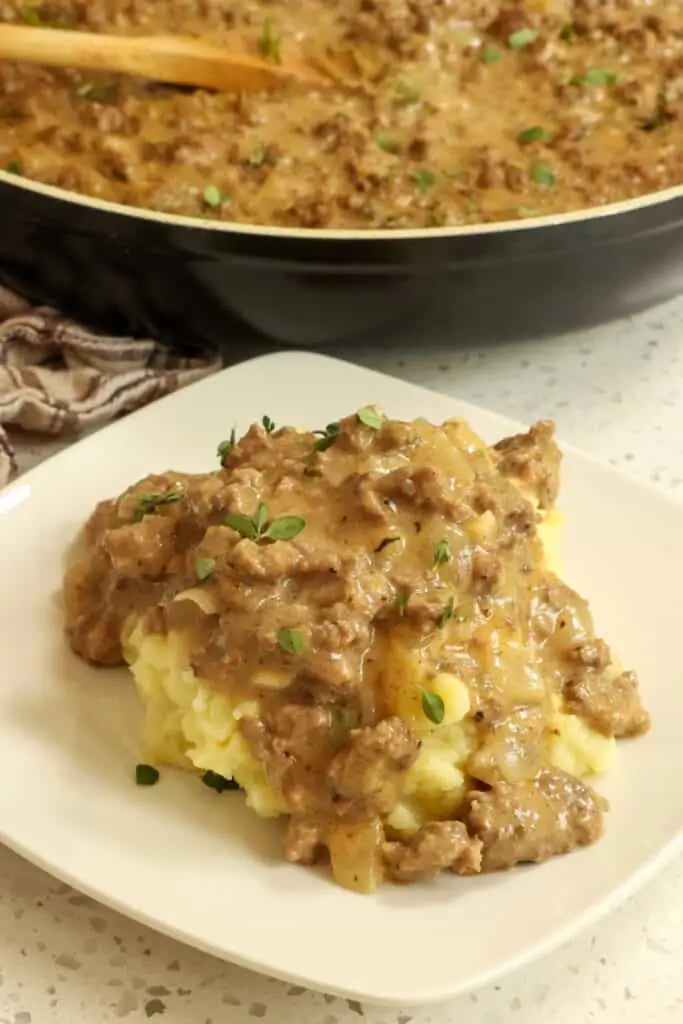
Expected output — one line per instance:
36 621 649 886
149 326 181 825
0 24 325 92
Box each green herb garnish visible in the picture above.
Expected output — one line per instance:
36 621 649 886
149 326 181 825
421 689 445 725
437 597 455 629
395 80 422 104
201 770 240 793
278 627 305 655
223 512 257 539
374 133 401 154
254 501 269 535
570 69 617 87
264 515 306 541
75 81 116 103
18 6 45 26
560 24 575 41
259 18 281 62
530 162 556 187
517 206 541 218
218 428 237 460
508 28 538 49
4 159 22 175
262 415 276 433
482 45 501 63
203 184 229 209
374 536 400 553
133 490 182 522
195 556 216 582
517 126 549 144
249 144 267 167
313 421 341 452
357 406 384 430
331 705 358 733
224 503 306 543
410 168 438 194
135 764 159 786
433 539 452 568
395 587 411 614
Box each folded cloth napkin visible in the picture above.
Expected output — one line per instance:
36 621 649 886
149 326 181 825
0 285 221 488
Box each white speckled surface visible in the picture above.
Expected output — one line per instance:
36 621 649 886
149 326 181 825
4 296 683 1023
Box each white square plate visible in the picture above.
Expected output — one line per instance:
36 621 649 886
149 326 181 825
0 352 681 1006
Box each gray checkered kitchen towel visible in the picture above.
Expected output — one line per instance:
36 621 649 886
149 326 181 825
0 285 221 486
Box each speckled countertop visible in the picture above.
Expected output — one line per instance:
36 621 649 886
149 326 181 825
4 296 683 1024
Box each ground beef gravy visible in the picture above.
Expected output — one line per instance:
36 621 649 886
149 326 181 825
63 412 649 885
2 2 683 229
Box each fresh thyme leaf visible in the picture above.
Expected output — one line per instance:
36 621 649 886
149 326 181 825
395 80 422 104
331 705 358 733
226 504 305 543
4 159 22 175
19 6 45 26
395 586 411 614
313 421 341 452
375 133 401 154
517 125 549 144
482 45 501 63
249 143 267 167
508 27 539 49
357 406 384 430
421 689 445 725
195 556 216 582
259 18 281 62
133 490 182 522
135 764 159 786
374 536 400 553
201 770 240 793
530 162 556 187
433 539 452 568
560 23 575 41
278 627 304 655
254 501 269 535
570 68 617 87
437 597 455 629
264 515 306 541
410 168 438 194
76 81 117 103
224 512 258 538
262 415 276 433
218 428 237 460
203 184 229 209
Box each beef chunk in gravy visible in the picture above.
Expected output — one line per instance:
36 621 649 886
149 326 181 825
494 420 561 510
383 822 482 881
62 411 649 889
465 769 606 871
327 716 420 816
564 668 650 739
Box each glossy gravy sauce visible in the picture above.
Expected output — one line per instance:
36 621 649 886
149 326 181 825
2 1 683 229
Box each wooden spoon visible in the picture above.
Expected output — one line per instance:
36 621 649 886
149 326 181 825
0 23 329 93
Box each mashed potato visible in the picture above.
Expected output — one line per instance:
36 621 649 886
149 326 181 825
124 608 286 819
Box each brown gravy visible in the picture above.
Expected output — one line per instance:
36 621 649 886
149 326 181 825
2 1 683 230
